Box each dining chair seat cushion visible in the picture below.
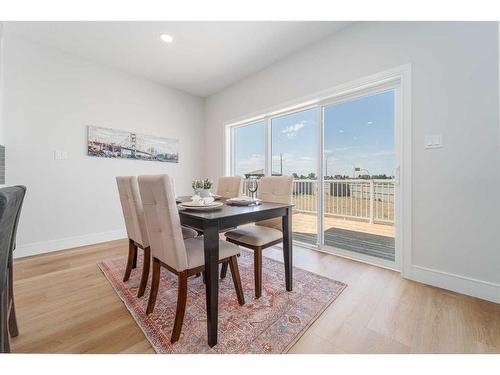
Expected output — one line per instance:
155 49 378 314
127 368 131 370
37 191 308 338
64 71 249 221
182 226 198 239
184 237 240 269
224 225 283 247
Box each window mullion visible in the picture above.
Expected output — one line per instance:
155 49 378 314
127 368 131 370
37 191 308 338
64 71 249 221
230 127 235 176
264 116 271 176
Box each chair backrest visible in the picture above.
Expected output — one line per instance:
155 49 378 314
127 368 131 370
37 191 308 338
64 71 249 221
216 176 242 199
116 176 149 248
256 176 293 230
0 186 26 291
138 175 188 272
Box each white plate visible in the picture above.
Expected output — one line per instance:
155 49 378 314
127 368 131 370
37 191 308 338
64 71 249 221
181 200 218 207
179 201 223 211
226 198 262 206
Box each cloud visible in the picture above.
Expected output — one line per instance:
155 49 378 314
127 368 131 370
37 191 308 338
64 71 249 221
360 150 395 158
336 150 394 160
281 122 306 139
271 152 317 176
298 156 314 161
372 151 394 157
234 154 264 175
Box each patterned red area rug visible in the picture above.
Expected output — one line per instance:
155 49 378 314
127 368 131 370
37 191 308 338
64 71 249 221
98 249 346 354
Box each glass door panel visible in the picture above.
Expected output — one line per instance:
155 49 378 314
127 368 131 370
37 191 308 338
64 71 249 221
322 90 396 261
271 108 319 245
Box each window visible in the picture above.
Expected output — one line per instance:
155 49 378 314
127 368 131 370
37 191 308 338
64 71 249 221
232 121 265 178
271 108 319 243
271 108 318 178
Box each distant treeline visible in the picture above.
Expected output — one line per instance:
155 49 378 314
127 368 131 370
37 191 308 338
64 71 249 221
291 173 393 180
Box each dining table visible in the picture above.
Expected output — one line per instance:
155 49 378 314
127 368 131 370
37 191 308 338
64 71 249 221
176 196 294 347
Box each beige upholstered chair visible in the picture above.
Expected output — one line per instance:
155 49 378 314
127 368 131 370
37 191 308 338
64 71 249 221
137 174 245 343
116 176 197 298
216 176 243 199
224 176 293 298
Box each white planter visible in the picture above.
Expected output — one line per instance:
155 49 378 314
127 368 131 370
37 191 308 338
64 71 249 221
199 189 211 198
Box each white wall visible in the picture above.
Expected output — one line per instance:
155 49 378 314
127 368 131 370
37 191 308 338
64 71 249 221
2 34 205 257
205 22 500 302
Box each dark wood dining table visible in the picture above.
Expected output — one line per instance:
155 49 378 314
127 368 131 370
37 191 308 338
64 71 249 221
177 197 294 347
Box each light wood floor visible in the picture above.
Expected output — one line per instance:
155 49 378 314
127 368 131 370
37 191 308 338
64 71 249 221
10 239 500 354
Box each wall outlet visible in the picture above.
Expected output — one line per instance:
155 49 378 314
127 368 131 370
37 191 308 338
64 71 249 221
54 150 68 160
425 135 443 149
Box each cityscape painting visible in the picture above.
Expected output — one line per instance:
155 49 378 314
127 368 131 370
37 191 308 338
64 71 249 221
87 126 179 163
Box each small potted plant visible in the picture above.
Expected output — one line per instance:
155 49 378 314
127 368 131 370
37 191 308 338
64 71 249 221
192 179 203 196
192 179 213 198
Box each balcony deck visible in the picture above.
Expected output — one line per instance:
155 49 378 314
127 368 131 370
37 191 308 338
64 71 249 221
292 212 395 261
241 178 396 262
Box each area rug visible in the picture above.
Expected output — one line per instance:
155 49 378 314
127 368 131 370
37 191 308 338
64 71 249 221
98 249 346 354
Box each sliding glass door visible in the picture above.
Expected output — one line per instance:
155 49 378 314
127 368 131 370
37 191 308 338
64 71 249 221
322 90 396 262
229 83 399 267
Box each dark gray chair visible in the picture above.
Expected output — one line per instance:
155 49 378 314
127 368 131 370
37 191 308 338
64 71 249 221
0 186 26 353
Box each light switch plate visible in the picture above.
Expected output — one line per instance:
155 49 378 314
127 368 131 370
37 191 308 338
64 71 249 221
54 150 68 160
425 135 443 149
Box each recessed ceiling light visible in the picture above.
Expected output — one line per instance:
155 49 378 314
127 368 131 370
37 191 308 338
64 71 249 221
160 33 174 44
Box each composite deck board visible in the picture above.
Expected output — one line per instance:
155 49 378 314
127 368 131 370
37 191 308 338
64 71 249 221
294 227 395 261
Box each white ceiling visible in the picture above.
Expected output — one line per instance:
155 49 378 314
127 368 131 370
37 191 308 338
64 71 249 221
3 21 350 97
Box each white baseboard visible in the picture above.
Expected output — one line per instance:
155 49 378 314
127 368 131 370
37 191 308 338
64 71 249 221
14 229 127 259
406 264 500 304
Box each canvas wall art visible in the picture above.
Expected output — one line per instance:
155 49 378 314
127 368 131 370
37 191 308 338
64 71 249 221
87 126 179 163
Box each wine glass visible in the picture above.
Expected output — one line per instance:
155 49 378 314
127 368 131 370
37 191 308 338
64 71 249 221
247 178 259 199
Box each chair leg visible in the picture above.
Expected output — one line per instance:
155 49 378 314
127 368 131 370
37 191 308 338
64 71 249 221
220 261 229 279
146 258 161 315
137 247 151 298
132 243 138 269
202 271 206 284
254 248 262 299
123 239 137 282
8 254 18 337
229 256 245 306
1 288 10 353
171 272 188 343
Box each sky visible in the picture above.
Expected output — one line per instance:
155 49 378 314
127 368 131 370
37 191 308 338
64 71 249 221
234 90 395 178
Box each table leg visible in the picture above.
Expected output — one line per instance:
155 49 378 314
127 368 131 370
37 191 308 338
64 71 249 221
282 207 293 292
203 223 219 347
